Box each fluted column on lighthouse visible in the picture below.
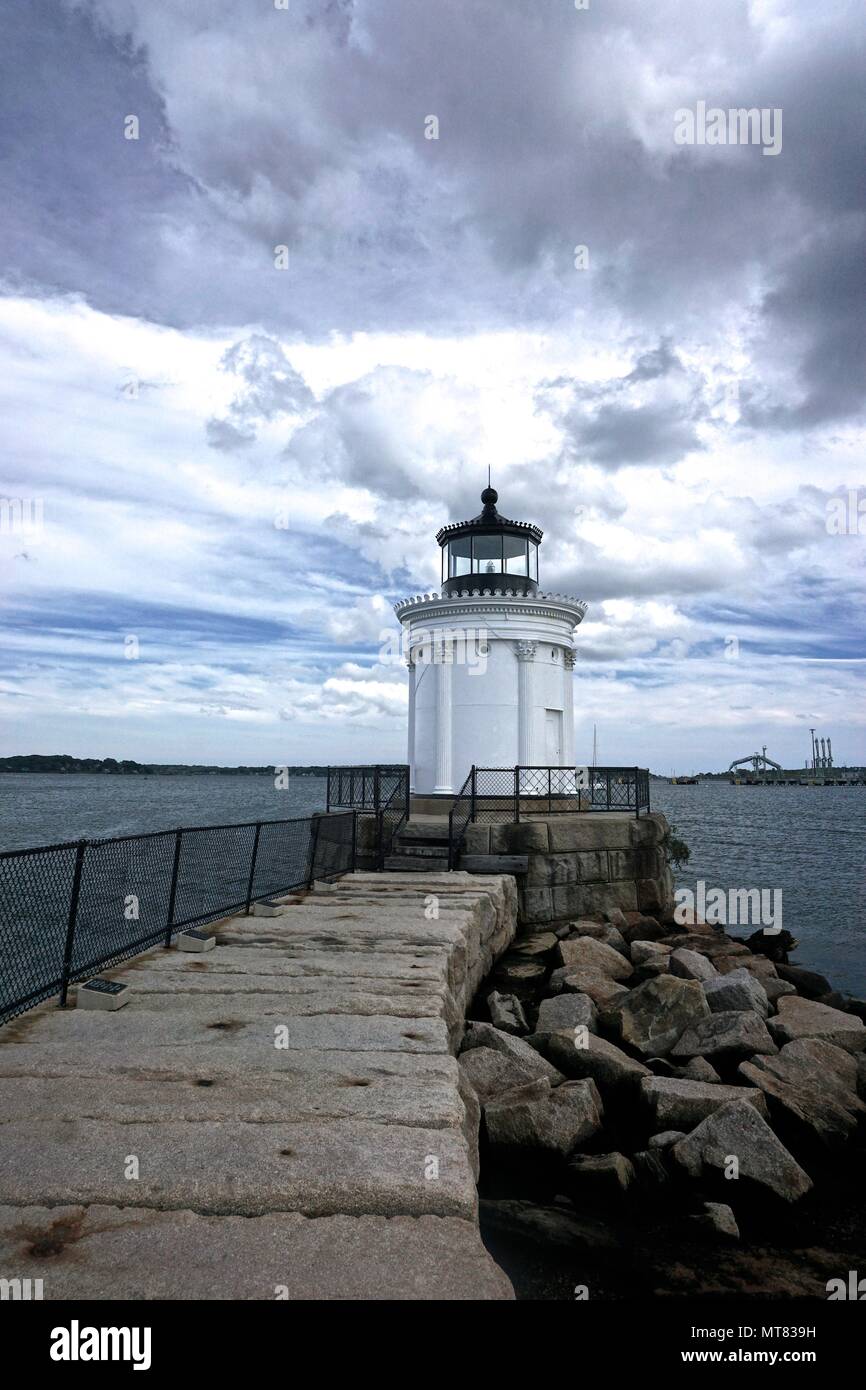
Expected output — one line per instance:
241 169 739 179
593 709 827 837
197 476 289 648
515 640 537 766
563 647 576 765
406 657 416 790
433 644 453 792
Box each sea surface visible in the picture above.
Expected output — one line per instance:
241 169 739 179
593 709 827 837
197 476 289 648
1 773 863 996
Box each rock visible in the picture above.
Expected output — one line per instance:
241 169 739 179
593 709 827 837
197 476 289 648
680 1056 721 1082
567 1152 635 1201
608 976 710 1057
703 968 769 1018
632 1149 671 1187
670 948 717 982
738 1059 860 1152
535 993 598 1037
479 1198 616 1251
457 1069 481 1180
846 997 866 1025
858 1054 866 1100
670 1100 813 1203
556 937 633 981
776 964 833 999
605 908 629 931
715 953 778 982
737 1038 865 1152
818 991 849 1013
641 1075 768 1130
631 940 672 966
566 920 630 957
649 1130 686 1150
509 931 559 959
767 997 866 1053
461 1021 564 1084
483 1078 603 1157
544 1030 650 1091
546 969 630 1009
620 913 665 944
646 1056 681 1077
492 958 548 992
631 960 671 983
765 978 797 1006
487 991 528 1036
688 1202 740 1242
458 1047 552 1105
670 1011 778 1061
661 934 750 962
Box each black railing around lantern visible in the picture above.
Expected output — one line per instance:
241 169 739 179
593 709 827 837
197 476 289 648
448 765 651 868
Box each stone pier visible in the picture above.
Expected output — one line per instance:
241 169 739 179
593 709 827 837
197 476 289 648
0 872 517 1300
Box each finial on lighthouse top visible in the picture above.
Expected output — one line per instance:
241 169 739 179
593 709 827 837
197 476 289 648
436 476 543 597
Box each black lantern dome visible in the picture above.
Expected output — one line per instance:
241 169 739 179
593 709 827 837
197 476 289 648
436 487 543 597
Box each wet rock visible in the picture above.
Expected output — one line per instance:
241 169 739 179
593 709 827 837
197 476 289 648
492 957 548 992
776 964 833 999
556 937 633 981
688 1202 740 1242
535 993 598 1037
630 940 672 967
567 1152 635 1201
670 1010 778 1062
461 1021 563 1084
509 931 559 959
649 1130 686 1150
641 1075 768 1130
661 934 750 963
458 1047 553 1105
767 997 866 1053
670 948 718 983
703 968 770 1018
818 991 850 1013
546 969 629 1009
479 1198 616 1251
670 1100 813 1203
544 1030 650 1092
738 1058 860 1152
487 991 528 1036
483 1077 603 1157
715 953 778 982
608 976 710 1057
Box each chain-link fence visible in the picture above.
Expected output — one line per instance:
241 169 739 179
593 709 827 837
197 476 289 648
0 811 354 1027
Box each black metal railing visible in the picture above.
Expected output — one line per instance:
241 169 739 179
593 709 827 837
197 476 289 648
448 765 651 867
326 764 410 868
0 810 355 1028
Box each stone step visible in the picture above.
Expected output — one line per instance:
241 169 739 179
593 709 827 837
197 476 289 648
383 855 450 872
391 841 451 858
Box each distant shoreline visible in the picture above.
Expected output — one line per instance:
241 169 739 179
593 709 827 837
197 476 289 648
0 757 327 777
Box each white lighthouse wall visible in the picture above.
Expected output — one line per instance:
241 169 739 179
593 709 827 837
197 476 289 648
407 605 579 794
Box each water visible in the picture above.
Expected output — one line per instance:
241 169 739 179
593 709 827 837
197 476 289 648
0 773 328 848
1 774 863 996
650 781 866 998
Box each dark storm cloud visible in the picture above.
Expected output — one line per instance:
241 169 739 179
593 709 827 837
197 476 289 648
0 0 858 438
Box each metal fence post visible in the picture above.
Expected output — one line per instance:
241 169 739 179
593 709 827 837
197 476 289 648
606 770 611 811
351 810 357 873
59 840 87 1007
470 766 476 825
164 829 183 947
245 821 263 914
634 767 641 818
326 769 331 813
307 815 322 888
514 766 520 822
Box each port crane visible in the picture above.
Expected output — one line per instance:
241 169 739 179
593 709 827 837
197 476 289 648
727 746 783 777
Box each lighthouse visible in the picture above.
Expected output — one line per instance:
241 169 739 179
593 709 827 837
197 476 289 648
395 487 587 796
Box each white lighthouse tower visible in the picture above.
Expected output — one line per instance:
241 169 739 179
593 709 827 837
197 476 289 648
395 487 587 796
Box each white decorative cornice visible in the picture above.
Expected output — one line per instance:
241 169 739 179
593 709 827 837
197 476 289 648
394 589 587 625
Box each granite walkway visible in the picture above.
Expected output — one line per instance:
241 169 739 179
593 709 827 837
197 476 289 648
0 872 517 1299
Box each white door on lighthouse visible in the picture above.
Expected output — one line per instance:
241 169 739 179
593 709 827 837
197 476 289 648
544 709 562 765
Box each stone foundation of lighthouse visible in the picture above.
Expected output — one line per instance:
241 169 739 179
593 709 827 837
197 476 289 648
394 589 586 795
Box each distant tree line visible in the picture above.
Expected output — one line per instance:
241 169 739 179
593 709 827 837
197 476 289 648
0 755 329 776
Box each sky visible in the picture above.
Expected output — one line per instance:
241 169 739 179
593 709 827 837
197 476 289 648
0 0 864 772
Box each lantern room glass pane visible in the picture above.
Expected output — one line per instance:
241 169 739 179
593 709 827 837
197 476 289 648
503 534 528 575
529 542 539 582
448 537 471 577
472 534 502 575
